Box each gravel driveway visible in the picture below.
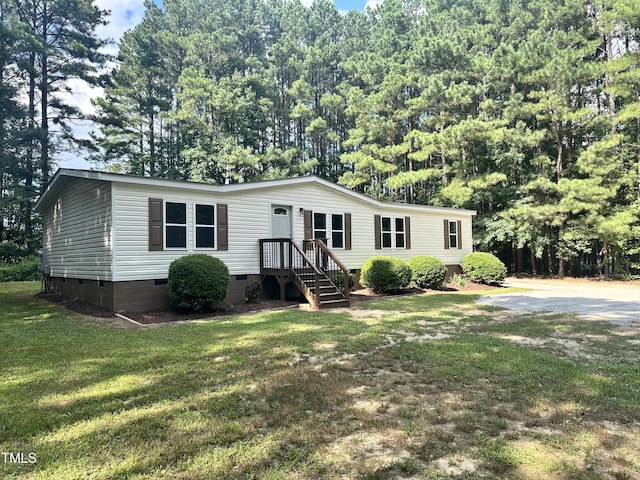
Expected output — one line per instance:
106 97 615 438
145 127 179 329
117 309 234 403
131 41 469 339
477 278 640 326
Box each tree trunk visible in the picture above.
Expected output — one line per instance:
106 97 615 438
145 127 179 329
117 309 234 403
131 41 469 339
530 248 537 275
602 240 611 279
0 173 4 241
26 48 36 240
604 32 616 133
149 110 155 176
40 52 49 184
517 247 524 273
440 124 447 187
556 124 563 181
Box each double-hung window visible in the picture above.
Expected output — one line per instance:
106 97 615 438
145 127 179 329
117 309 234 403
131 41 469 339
381 217 392 248
395 217 405 248
313 213 327 241
314 212 345 248
150 199 228 252
444 219 462 249
165 202 187 248
195 204 215 249
448 220 458 249
380 216 405 249
331 214 344 248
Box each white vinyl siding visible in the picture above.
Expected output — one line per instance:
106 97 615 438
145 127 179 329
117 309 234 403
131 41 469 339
113 183 270 280
112 181 472 280
41 179 113 280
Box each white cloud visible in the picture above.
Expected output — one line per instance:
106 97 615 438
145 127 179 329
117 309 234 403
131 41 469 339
364 0 382 9
95 0 146 55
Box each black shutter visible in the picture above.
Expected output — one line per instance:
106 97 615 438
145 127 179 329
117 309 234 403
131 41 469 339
344 213 352 250
149 198 163 251
304 210 313 239
374 215 381 250
444 219 450 250
457 220 462 249
217 204 228 251
405 216 411 249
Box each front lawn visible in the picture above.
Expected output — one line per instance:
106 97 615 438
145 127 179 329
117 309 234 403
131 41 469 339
1 282 638 479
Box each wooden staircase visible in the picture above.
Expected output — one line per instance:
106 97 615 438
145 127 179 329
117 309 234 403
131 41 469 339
259 238 350 309
293 269 349 309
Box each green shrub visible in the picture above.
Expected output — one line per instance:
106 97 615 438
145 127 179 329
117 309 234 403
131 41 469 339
450 272 468 287
168 254 229 312
0 256 41 282
243 279 262 303
0 240 30 263
360 256 411 293
408 256 446 289
334 272 355 292
461 252 506 284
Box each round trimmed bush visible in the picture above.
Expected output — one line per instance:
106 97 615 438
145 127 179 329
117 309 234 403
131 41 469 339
461 252 506 284
408 256 446 289
360 256 412 293
168 254 229 311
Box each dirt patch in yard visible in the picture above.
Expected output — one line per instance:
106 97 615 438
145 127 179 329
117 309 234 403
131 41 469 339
307 305 640 479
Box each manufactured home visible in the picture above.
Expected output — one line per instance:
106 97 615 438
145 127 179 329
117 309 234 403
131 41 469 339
35 169 475 311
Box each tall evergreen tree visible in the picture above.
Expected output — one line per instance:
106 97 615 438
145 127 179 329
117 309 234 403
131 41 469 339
86 0 640 277
15 0 109 183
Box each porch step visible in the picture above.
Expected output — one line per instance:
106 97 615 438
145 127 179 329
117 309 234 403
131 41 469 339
311 284 337 292
298 277 349 308
318 299 350 309
318 291 345 302
261 238 350 309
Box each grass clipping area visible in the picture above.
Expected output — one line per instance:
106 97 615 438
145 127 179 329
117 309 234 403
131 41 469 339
1 282 639 479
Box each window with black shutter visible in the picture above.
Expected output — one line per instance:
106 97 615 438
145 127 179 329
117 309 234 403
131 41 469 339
195 204 215 249
166 202 187 249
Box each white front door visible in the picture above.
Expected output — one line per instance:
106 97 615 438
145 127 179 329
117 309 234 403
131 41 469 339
271 205 292 238
271 205 292 268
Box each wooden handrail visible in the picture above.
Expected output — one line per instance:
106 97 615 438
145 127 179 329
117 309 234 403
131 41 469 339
306 238 350 300
259 238 323 275
260 238 324 308
289 239 323 275
312 238 349 273
259 238 349 307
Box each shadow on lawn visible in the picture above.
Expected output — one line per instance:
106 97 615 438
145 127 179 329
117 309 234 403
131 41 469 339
1 287 639 479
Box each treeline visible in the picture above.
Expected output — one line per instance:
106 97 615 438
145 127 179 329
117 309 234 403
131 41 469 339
1 0 107 260
2 0 640 277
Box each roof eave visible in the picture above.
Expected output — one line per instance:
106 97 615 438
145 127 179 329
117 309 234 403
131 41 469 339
35 168 477 216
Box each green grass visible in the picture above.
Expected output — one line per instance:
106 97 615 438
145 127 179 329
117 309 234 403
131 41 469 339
1 281 639 479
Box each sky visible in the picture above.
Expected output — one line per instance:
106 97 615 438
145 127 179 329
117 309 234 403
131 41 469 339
60 0 377 170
